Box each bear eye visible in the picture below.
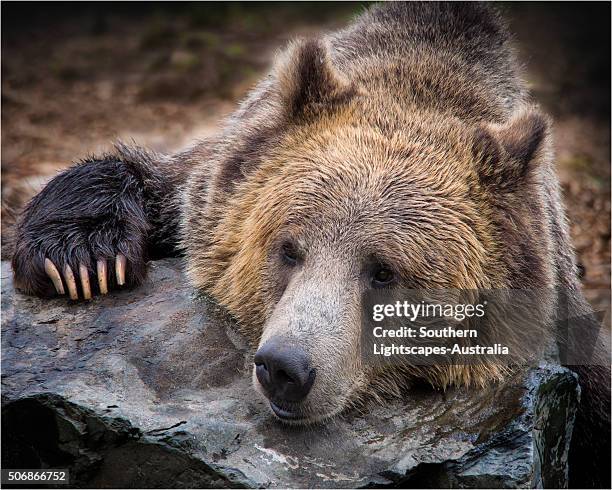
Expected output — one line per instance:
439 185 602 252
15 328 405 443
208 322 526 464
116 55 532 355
372 265 394 288
280 241 299 266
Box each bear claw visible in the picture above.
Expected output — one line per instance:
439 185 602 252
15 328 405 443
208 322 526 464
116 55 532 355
62 264 78 300
97 259 108 295
44 258 65 295
115 253 126 286
79 263 92 300
44 255 126 301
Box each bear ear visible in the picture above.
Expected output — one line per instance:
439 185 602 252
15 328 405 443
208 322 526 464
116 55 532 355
473 107 550 191
274 38 358 120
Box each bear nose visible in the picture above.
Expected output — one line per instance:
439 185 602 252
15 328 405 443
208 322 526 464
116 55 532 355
254 338 316 402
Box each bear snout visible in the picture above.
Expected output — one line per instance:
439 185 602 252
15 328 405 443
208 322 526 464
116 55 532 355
254 337 316 408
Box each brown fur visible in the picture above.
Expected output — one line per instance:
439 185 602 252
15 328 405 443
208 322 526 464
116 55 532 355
184 4 554 389
11 3 609 487
179 4 607 484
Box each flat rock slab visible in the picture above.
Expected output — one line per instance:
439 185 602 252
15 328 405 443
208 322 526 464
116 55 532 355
2 259 579 488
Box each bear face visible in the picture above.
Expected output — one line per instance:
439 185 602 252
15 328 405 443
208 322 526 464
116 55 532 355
183 35 555 423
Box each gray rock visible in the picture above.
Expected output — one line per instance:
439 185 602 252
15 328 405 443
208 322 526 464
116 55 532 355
2 259 579 488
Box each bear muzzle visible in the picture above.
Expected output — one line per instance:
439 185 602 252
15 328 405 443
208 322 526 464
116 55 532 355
254 336 316 420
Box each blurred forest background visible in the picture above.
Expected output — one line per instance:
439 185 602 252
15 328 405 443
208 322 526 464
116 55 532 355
1 2 610 315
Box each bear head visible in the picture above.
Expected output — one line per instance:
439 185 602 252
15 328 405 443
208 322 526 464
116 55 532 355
183 39 555 424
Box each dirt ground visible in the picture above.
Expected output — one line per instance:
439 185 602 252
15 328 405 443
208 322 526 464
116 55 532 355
2 3 610 314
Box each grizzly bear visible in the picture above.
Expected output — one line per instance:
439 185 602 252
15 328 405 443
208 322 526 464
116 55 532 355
10 2 609 488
